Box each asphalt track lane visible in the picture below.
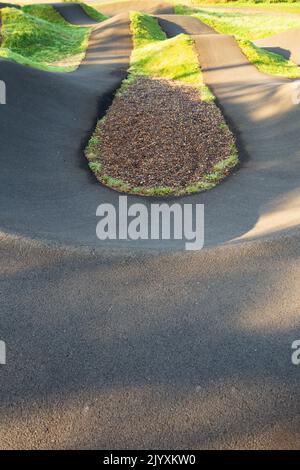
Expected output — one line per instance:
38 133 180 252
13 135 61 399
159 14 216 36
1 2 300 450
51 2 99 25
255 28 300 66
99 1 173 16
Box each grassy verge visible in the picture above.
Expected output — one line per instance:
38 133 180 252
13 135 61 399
80 3 109 21
86 12 238 197
177 1 300 14
175 5 300 39
239 39 300 78
0 5 91 72
175 4 300 78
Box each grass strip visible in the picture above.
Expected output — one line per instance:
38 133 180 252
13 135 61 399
80 3 109 22
21 4 70 24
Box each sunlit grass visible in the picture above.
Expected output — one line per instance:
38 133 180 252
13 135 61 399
0 5 91 72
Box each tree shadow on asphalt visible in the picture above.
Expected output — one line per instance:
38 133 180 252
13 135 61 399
0 240 300 447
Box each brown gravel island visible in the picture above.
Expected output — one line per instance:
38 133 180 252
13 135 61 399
86 77 237 196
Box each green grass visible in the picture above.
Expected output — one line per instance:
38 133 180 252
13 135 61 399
80 3 109 21
86 12 238 196
131 10 167 46
239 39 300 78
0 6 91 72
171 0 300 11
175 4 300 78
176 5 300 39
21 4 69 24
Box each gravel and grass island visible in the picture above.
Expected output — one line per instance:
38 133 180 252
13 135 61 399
86 12 238 197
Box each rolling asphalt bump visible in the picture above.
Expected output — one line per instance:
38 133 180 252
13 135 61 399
0 2 300 449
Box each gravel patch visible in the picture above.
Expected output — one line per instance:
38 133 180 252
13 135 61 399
88 77 237 194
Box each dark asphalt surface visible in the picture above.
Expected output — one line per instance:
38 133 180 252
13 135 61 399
51 2 99 25
1 6 300 249
1 233 300 449
0 2 20 7
255 28 300 66
0 2 300 449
